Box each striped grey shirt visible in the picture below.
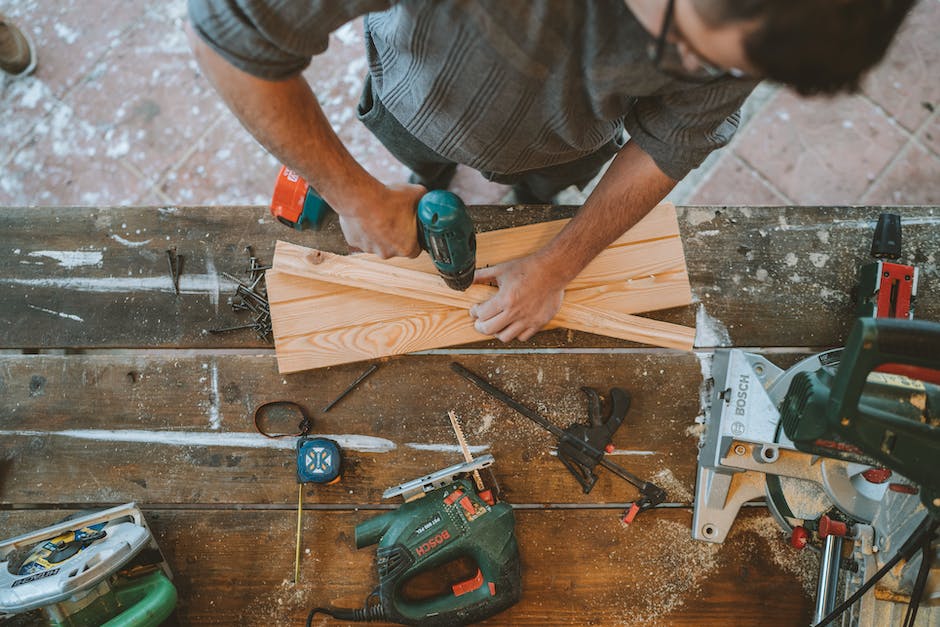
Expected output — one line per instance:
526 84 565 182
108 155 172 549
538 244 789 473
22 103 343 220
189 0 758 180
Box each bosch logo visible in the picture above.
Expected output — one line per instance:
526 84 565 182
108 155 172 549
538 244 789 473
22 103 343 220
415 530 451 557
734 374 750 417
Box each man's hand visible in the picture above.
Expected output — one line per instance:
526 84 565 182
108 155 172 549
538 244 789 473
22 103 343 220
339 182 426 258
469 255 566 342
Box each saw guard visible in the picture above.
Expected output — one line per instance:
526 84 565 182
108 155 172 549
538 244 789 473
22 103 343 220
0 503 156 614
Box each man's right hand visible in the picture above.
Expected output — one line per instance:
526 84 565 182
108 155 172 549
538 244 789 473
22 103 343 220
338 182 426 259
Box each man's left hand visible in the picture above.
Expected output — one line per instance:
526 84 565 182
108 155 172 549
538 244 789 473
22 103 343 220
469 255 565 343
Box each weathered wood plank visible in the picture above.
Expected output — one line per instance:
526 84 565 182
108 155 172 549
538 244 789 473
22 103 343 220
0 206 936 349
0 352 721 506
680 206 940 347
0 508 815 626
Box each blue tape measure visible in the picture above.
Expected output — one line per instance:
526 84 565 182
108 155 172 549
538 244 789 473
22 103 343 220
296 437 342 484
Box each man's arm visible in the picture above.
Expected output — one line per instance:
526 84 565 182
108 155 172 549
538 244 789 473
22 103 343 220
469 140 676 342
186 23 423 258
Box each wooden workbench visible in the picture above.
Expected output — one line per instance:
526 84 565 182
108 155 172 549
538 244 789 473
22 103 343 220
1 205 937 625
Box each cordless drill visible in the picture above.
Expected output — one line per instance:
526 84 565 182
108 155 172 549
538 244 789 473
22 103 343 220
270 166 477 290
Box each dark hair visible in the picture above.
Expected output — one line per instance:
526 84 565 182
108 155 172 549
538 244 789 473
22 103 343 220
706 0 917 96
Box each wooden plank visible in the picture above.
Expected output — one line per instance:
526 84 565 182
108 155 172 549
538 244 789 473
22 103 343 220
0 508 815 626
268 204 692 371
679 206 940 347
1 205 937 349
271 242 695 366
0 352 727 506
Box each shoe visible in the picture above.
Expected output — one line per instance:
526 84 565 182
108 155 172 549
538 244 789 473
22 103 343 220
408 163 457 191
0 18 37 77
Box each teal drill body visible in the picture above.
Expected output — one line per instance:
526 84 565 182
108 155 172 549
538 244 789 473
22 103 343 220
415 190 477 291
271 170 476 290
354 478 521 626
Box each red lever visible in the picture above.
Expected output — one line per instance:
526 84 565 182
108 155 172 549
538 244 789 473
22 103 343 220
452 569 485 597
790 526 809 549
862 468 892 484
819 515 848 538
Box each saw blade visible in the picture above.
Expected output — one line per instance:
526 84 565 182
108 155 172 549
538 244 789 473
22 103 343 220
448 410 485 492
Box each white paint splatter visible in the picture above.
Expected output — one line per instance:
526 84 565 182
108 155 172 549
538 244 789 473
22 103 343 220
157 207 178 214
694 304 731 348
26 304 84 322
18 79 45 109
110 234 151 247
784 252 798 267
755 268 768 282
0 429 396 453
28 250 102 268
686 209 715 227
406 443 490 454
208 362 221 430
816 230 830 244
204 251 220 309
1 274 237 294
54 23 80 44
808 253 830 268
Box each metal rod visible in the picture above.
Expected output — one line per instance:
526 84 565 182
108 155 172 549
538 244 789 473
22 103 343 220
813 534 843 624
321 364 380 413
293 484 303 584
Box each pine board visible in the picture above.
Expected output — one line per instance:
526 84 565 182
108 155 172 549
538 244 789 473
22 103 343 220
269 204 693 371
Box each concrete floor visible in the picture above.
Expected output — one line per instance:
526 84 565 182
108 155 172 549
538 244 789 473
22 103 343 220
1 0 938 208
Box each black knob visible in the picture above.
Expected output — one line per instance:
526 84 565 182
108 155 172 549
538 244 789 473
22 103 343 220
871 213 902 259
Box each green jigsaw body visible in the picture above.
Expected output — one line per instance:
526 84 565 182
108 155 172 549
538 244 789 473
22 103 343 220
355 478 521 626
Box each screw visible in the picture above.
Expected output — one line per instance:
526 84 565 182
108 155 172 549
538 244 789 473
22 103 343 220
165 249 180 295
733 444 746 456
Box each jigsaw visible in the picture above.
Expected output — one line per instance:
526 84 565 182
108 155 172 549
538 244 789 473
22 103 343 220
693 214 939 626
0 503 176 626
306 456 521 626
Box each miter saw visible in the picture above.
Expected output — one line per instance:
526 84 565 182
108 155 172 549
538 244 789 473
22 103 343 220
0 503 176 626
693 215 939 626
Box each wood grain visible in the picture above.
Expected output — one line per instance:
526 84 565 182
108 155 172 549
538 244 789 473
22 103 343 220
272 242 695 355
1 206 938 349
0 508 815 626
0 352 718 506
269 203 692 371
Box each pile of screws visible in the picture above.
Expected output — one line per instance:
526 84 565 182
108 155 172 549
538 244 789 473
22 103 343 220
209 246 272 341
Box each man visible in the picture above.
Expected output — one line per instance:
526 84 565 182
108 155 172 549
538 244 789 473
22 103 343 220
0 15 37 77
187 0 913 342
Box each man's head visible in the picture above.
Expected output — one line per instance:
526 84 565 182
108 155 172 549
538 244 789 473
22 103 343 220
687 0 917 95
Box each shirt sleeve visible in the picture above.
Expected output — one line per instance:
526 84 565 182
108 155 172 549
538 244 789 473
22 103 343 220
623 77 759 180
188 0 394 80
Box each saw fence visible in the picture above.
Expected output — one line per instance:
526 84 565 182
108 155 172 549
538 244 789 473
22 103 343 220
1 204 938 625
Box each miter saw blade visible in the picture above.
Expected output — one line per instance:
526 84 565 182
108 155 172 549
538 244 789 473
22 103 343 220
693 348 887 544
761 350 887 534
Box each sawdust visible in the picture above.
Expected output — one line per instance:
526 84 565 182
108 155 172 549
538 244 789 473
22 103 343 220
617 519 722 625
733 514 820 597
684 422 705 440
239 577 312 624
650 468 693 504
